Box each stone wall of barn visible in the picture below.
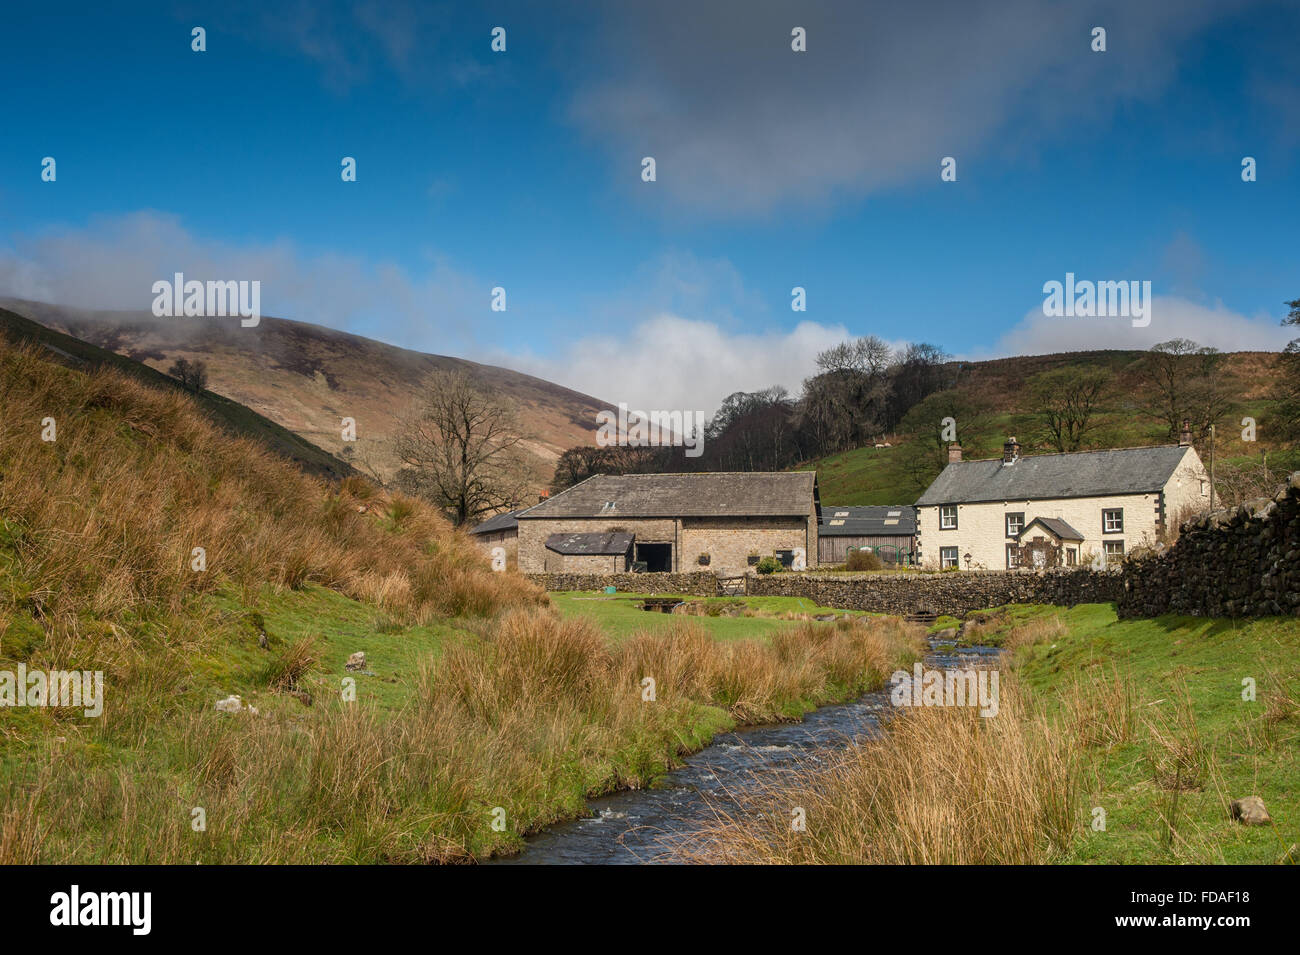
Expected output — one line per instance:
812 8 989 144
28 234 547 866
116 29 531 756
542 551 630 574
517 513 818 576
1117 473 1300 618
679 516 812 575
516 517 678 573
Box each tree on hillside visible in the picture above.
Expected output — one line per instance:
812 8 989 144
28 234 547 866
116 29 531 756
1024 367 1113 452
549 444 668 494
1277 298 1300 438
392 369 528 526
1138 339 1233 441
167 357 208 392
701 387 800 471
885 343 951 429
799 336 894 452
895 389 994 492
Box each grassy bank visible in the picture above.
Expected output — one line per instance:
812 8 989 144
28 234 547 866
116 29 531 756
683 604 1300 864
0 339 923 862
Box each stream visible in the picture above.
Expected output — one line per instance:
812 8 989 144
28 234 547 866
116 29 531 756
492 637 1001 865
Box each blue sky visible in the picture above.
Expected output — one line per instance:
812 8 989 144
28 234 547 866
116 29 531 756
1 0 1297 413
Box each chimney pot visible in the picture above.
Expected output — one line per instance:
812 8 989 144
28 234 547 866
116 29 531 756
948 443 963 464
1002 436 1020 464
1179 419 1193 447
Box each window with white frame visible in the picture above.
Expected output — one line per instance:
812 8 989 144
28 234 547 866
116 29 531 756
940 546 959 569
1005 512 1024 537
1102 508 1124 534
1103 540 1125 561
940 505 958 530
1006 543 1020 569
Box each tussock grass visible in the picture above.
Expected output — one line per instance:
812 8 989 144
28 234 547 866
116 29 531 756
681 679 1082 865
0 339 543 633
4 611 921 863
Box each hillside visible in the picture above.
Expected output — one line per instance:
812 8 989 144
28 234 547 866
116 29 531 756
806 349 1293 505
1 297 616 490
0 305 353 480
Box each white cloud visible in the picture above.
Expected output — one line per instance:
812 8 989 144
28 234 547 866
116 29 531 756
0 211 481 352
987 295 1293 356
499 313 852 417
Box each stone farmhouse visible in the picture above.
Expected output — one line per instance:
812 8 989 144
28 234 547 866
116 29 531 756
516 472 820 576
818 505 918 565
915 431 1210 570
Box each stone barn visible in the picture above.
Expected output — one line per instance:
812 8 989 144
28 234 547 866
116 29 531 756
516 472 821 576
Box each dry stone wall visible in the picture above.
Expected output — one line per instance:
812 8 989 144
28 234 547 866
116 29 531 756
1117 472 1300 618
527 572 721 595
527 568 1121 614
746 570 1121 615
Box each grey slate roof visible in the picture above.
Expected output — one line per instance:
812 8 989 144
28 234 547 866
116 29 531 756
916 445 1192 506
469 508 526 535
1019 516 1085 541
519 472 818 519
820 505 917 537
545 531 635 555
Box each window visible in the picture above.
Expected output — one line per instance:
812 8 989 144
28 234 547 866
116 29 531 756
1065 547 1077 566
940 505 958 530
1005 512 1024 537
1200 480 1209 498
1102 508 1124 534
1103 540 1125 562
1006 544 1020 569
940 546 959 569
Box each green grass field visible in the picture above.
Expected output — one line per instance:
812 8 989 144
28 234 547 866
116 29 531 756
547 591 868 641
984 603 1300 864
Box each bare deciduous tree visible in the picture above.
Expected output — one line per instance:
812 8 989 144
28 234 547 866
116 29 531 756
392 369 528 526
1140 339 1233 441
1024 367 1113 452
167 357 208 392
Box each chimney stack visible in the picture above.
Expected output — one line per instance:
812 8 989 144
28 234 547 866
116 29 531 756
1002 436 1020 464
948 443 963 464
1179 419 1193 447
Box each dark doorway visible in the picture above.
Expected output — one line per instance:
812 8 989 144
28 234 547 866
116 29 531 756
636 542 672 573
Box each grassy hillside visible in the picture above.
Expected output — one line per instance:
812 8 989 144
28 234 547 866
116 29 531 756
0 305 354 481
683 604 1300 864
3 297 615 490
0 337 920 862
805 349 1294 505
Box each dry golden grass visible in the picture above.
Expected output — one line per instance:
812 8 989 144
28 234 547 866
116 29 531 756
1004 615 1066 655
3 611 922 863
678 678 1083 865
0 339 544 636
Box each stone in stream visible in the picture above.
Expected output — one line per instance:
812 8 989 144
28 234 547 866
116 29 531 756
1229 796 1271 826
